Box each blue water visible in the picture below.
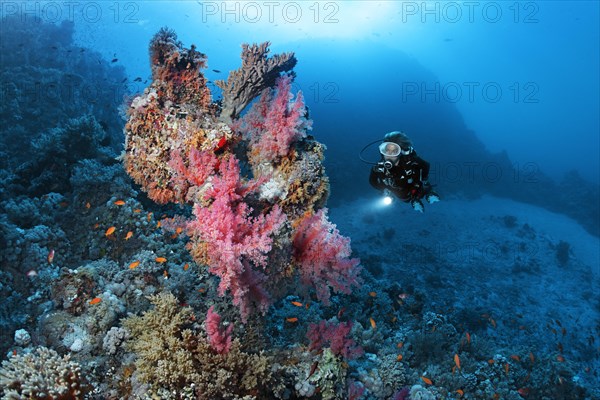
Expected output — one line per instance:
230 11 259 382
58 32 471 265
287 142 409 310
1 2 598 399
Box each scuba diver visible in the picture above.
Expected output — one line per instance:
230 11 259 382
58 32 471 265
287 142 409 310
367 131 439 212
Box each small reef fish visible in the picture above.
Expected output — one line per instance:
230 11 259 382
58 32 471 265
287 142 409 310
114 200 126 206
369 318 376 329
47 249 55 264
420 376 433 385
454 354 461 370
368 291 377 297
155 257 167 263
125 231 133 240
465 332 471 344
129 261 140 269
396 354 403 361
291 301 303 307
85 202 91 209
111 58 118 63
89 297 102 305
105 226 116 237
286 317 298 323
183 263 189 271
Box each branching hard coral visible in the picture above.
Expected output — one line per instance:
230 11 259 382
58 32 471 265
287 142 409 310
122 292 272 399
216 42 297 123
0 346 87 399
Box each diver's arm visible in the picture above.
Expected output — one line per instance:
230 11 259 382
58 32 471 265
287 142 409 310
413 155 430 182
369 167 387 191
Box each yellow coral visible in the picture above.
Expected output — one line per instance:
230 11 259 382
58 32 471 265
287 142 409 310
122 292 271 399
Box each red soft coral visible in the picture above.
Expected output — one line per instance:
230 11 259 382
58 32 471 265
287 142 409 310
292 209 362 305
187 155 286 321
240 74 311 162
306 319 363 360
168 147 219 202
205 306 234 354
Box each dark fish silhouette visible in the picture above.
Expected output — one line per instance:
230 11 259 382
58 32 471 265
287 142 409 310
212 69 221 73
111 58 118 63
121 78 128 83
133 77 142 82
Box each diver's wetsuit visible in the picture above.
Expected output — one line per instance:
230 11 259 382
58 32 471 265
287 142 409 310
369 151 432 202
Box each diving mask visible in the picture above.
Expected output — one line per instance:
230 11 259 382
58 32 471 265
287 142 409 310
379 141 412 158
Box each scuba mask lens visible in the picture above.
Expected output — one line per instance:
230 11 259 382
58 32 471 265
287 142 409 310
383 160 393 170
379 142 401 157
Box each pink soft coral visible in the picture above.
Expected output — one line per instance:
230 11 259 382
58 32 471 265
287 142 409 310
168 147 219 202
292 209 361 305
205 306 233 354
187 155 286 321
306 319 363 360
240 74 311 162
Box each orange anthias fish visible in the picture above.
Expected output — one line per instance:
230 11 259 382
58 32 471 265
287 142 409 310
369 318 376 329
47 249 55 264
114 200 126 206
454 354 461 370
465 332 471 344
155 257 167 263
291 301 303 307
286 317 298 323
125 231 133 240
183 263 189 271
105 226 116 237
89 297 102 305
420 376 433 385
129 261 140 270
